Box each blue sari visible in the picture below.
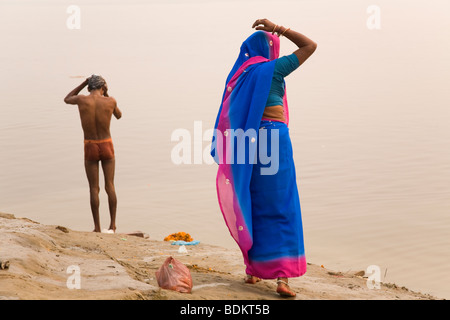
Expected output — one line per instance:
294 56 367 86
211 31 306 279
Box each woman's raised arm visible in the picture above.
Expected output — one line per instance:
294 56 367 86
252 18 317 66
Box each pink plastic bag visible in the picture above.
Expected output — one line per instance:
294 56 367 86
155 256 193 293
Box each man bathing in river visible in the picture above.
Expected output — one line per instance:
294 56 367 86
64 75 122 233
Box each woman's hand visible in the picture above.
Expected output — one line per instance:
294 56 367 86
253 18 317 67
252 19 278 34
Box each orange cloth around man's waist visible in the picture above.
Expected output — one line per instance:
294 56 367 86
84 138 114 161
84 138 113 144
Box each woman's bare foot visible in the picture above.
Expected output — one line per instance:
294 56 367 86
245 275 261 284
276 278 296 297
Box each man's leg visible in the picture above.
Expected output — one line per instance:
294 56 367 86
85 160 101 232
101 159 117 232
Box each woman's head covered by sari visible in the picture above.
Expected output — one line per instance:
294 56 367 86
213 30 282 161
226 31 280 84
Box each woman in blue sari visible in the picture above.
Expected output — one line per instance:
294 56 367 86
212 19 317 297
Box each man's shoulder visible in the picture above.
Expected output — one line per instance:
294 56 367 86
74 94 89 102
73 94 90 105
105 96 117 105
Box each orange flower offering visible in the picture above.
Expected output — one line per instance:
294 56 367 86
164 232 193 242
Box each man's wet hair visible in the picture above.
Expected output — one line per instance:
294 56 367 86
88 75 106 91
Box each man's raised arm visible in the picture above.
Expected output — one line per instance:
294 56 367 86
113 99 122 119
64 78 89 105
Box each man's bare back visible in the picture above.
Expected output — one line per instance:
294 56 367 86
64 78 122 139
77 94 120 140
64 75 122 233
